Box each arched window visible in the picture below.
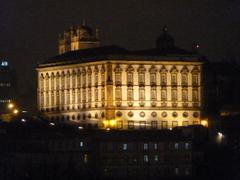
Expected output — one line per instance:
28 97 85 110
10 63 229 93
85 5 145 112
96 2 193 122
160 66 168 86
72 70 76 89
61 72 65 90
45 73 50 91
50 73 55 91
115 87 122 101
126 65 134 86
114 64 122 86
149 65 157 86
87 67 92 87
138 65 146 86
191 66 200 86
170 66 178 86
181 66 189 86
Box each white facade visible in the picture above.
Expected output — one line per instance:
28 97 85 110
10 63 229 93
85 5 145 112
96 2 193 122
37 59 204 130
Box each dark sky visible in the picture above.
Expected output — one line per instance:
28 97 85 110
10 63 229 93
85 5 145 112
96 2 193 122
0 0 240 106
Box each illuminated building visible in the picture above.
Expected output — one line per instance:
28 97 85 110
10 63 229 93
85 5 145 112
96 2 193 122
37 25 205 129
0 59 16 113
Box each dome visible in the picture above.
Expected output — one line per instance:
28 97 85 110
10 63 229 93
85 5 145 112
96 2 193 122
78 24 93 38
156 26 175 49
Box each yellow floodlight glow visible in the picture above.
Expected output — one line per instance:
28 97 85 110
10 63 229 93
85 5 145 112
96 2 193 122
201 120 208 127
13 109 19 114
109 120 116 127
8 103 14 109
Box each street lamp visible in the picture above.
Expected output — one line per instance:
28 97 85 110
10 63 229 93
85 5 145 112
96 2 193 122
8 103 14 109
13 109 19 114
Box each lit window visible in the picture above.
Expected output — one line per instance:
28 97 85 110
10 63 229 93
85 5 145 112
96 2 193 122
127 88 133 101
80 141 84 147
161 89 167 101
127 72 133 84
115 87 122 101
1 61 8 66
83 154 88 163
182 73 188 85
140 121 146 129
143 155 149 162
115 72 121 84
174 143 179 150
171 73 177 85
139 88 145 101
128 121 134 129
154 143 158 150
192 89 198 101
150 73 156 85
182 89 188 101
171 89 177 101
192 74 198 85
143 143 148 150
151 121 158 129
154 155 158 161
175 167 179 175
123 143 128 151
161 73 167 85
185 143 190 150
139 73 145 84
151 88 157 101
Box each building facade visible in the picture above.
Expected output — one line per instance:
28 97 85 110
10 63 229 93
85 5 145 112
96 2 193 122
37 26 205 130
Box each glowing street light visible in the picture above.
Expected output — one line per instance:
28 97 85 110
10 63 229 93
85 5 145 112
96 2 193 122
8 103 14 109
13 109 19 114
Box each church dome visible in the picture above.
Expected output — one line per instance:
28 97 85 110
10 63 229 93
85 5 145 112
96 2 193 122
78 22 93 38
156 26 175 49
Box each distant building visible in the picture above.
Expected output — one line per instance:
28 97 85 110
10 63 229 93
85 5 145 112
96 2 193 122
58 22 100 54
0 60 16 113
37 26 206 129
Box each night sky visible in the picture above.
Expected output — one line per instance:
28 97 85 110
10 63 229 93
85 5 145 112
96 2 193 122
0 0 240 110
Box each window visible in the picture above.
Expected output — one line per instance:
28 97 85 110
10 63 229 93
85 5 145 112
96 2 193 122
172 121 178 128
123 143 128 151
127 72 133 85
95 88 98 101
117 121 123 129
77 71 81 88
88 73 92 86
82 89 86 103
182 89 188 101
192 89 198 101
61 90 65 106
95 73 98 86
61 72 65 90
66 90 70 105
151 88 157 101
182 73 188 85
56 73 60 90
115 72 121 84
127 88 133 101
174 143 179 150
101 72 105 85
139 73 145 84
72 90 75 105
56 91 59 106
154 155 159 162
150 73 156 85
139 88 145 101
66 72 70 89
192 74 198 85
115 87 122 101
128 121 134 129
161 121 168 129
51 91 54 106
77 88 81 104
182 121 189 126
143 155 149 163
82 74 86 87
80 141 84 147
143 143 148 150
83 154 88 163
45 74 49 91
88 89 91 102
171 73 177 85
40 92 44 107
101 87 105 101
151 121 158 129
175 167 179 175
161 73 167 85
154 143 158 150
161 89 167 101
72 73 76 89
171 89 177 101
185 143 190 150
140 121 146 129
51 74 55 91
